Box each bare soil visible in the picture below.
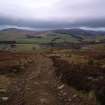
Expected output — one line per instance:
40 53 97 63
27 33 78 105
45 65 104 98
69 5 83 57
0 51 102 105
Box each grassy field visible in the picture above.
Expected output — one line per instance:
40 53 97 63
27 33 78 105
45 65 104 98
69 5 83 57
1 30 105 44
15 33 80 44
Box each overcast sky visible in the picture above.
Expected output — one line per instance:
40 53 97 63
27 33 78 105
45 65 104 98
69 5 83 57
0 0 105 29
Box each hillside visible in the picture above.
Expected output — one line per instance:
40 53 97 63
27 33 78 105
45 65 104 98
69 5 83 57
0 28 105 44
0 28 46 41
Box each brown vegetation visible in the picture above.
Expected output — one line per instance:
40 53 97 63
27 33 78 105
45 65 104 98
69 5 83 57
0 49 105 105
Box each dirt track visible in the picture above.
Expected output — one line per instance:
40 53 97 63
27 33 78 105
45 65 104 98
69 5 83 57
8 55 65 105
0 53 97 105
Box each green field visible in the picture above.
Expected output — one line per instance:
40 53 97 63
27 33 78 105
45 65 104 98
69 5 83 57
0 29 105 44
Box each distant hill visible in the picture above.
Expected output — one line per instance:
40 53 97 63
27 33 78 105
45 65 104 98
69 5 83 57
0 28 47 41
53 28 105 36
1 28 26 32
0 28 105 43
1 28 46 35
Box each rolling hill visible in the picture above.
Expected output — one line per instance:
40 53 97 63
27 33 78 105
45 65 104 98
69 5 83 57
0 28 105 44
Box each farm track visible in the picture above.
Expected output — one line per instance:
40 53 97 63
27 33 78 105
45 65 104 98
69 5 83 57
7 54 65 105
0 52 98 105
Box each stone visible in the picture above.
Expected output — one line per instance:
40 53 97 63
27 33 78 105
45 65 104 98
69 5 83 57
1 97 8 101
58 84 64 90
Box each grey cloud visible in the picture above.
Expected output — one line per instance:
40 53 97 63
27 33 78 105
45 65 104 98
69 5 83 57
0 0 105 28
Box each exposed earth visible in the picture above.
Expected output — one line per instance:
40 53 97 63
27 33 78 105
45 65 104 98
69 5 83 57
0 50 104 105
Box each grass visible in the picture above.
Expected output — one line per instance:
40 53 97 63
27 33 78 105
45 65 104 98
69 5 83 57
0 30 105 44
15 44 40 52
0 32 26 41
7 32 80 44
0 44 41 52
0 75 10 89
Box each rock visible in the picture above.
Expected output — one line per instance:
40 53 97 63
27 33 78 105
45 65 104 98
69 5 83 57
99 76 104 80
60 90 64 93
68 98 72 102
58 84 64 90
63 92 67 96
1 97 8 101
87 77 93 80
0 89 7 93
73 94 78 98
40 98 48 104
34 82 40 85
